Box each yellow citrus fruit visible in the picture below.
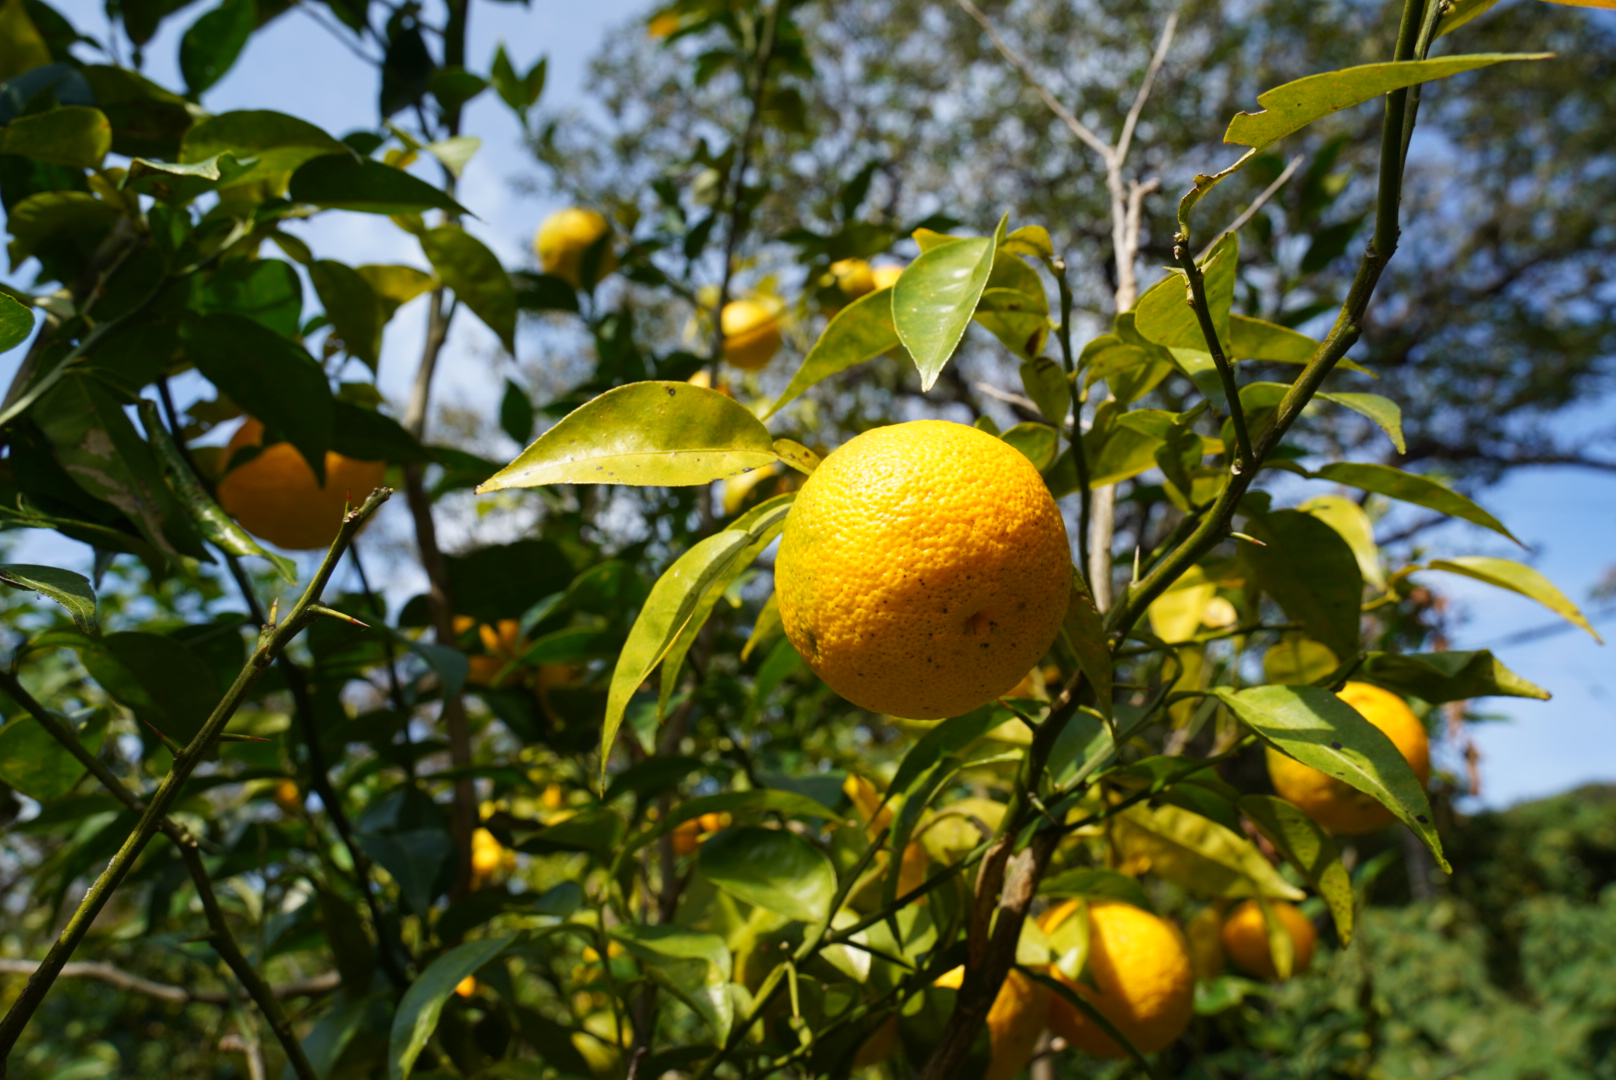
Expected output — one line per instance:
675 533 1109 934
272 778 301 814
775 421 1071 719
470 827 505 886
1266 681 1432 834
216 418 386 551
829 257 877 298
871 264 904 290
536 207 615 289
1220 900 1317 980
721 299 783 370
1042 899 1194 1059
454 975 477 998
934 966 1049 1080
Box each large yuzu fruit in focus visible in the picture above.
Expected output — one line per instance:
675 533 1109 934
775 421 1070 719
215 418 386 551
1266 681 1431 834
1042 899 1194 1059
535 208 616 289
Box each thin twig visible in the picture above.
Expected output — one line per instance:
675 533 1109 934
1115 12 1178 168
1198 155 1303 261
0 961 339 1006
1173 242 1253 471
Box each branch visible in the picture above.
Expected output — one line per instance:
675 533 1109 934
0 960 339 1007
1198 154 1303 261
1173 242 1253 472
1114 12 1177 170
0 488 392 1068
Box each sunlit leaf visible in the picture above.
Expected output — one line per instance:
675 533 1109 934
893 234 996 392
1214 685 1449 870
699 825 836 924
479 382 778 493
0 106 110 167
1112 801 1305 900
1062 575 1112 721
1299 494 1384 590
0 564 97 632
1313 462 1517 544
1241 794 1353 944
1422 556 1601 642
999 422 1058 471
1135 233 1237 354
179 109 348 190
1243 509 1363 662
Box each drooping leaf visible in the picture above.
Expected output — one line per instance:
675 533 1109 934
478 382 778 493
0 564 97 631
182 312 334 483
178 109 348 190
0 105 110 167
1241 794 1353 944
1214 685 1448 871
1356 650 1549 704
290 155 470 217
178 0 254 96
1313 462 1518 544
1062 575 1112 721
1422 557 1601 642
309 259 383 368
1111 801 1305 900
1225 54 1551 150
699 825 836 925
1243 510 1363 662
600 497 793 771
419 225 515 352
767 286 898 418
893 235 996 391
1019 357 1069 428
388 935 517 1080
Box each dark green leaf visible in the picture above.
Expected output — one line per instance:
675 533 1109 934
360 828 454 918
699 825 836 924
0 105 109 167
999 422 1058 472
1214 685 1448 871
200 258 303 338
630 789 841 855
1356 650 1548 704
0 293 31 352
499 379 534 444
388 935 517 1080
81 632 219 745
0 710 106 802
178 0 254 96
309 259 383 368
610 925 733 1042
479 381 778 492
1062 576 1112 721
290 154 470 216
330 400 430 463
0 563 96 631
1243 510 1363 662
1300 218 1363 275
419 225 515 352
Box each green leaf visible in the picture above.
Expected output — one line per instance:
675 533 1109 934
767 286 897 418
1356 650 1549 704
1037 867 1152 911
1262 635 1340 686
179 110 348 190
0 106 110 167
1214 685 1448 871
1313 462 1517 544
1437 0 1506 37
429 66 487 113
123 153 252 202
0 0 51 80
629 789 842 855
329 401 431 463
699 825 836 925
1240 794 1353 944
0 293 31 352
309 260 383 368
425 135 480 177
178 0 254 96
1135 232 1237 354
973 251 1049 359
80 632 219 745
1422 556 1601 643
200 258 303 339
610 925 733 1041
1320 392 1404 454
600 498 793 772
893 235 996 392
1225 54 1551 151
1243 510 1363 662
999 225 1054 259
1299 494 1384 591
1062 575 1112 721
1082 405 1176 488
358 263 438 319
419 225 515 352
183 312 334 483
1019 357 1069 428
478 382 778 493
1229 314 1314 363
359 827 454 916
389 935 517 1080
4 191 120 282
999 422 1058 472
499 378 534 444
1112 801 1305 900
0 564 96 631
0 710 107 802
888 708 1003 799
290 155 471 217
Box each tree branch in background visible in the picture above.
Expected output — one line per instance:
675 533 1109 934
0 961 340 1006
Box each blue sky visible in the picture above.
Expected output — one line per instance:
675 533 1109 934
1 0 1610 808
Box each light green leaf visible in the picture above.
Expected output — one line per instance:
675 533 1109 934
999 225 1054 259
0 710 107 802
1313 462 1517 544
1112 801 1306 900
699 825 836 924
1244 510 1363 662
1 106 111 168
1319 392 1403 454
179 110 348 190
1263 634 1339 686
1018 357 1069 427
1230 314 1315 363
1135 233 1237 354
601 498 794 772
0 0 51 80
1062 576 1112 721
1083 405 1176 488
292 156 471 217
1225 54 1551 150
767 286 897 418
357 264 438 319
973 251 1049 360
893 236 996 392
1357 650 1548 704
389 935 517 1080
0 293 31 352
1299 494 1384 590
0 564 95 631
1423 556 1601 642
426 135 481 177
999 422 1058 472
611 925 734 1041
123 153 252 201
1214 685 1448 871
479 382 778 493
772 439 819 475
1240 794 1353 944
1437 0 1506 37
